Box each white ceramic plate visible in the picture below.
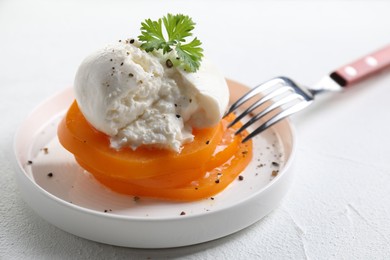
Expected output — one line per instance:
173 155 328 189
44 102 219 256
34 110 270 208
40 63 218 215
13 81 296 248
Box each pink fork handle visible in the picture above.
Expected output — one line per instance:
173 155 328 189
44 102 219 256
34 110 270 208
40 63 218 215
330 44 390 87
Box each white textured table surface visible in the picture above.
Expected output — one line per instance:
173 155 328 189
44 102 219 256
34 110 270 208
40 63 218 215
2 0 390 259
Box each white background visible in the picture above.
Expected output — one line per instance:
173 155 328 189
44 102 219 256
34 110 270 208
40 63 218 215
1 0 390 259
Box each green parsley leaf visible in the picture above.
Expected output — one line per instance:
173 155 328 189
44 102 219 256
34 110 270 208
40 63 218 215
138 14 203 72
138 18 167 52
176 38 203 72
162 14 194 43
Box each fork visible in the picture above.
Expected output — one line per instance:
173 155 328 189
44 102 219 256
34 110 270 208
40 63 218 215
225 44 390 143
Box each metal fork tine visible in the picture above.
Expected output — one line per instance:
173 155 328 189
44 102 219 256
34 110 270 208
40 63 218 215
229 76 316 142
236 94 302 135
224 78 286 117
228 86 292 128
242 100 312 143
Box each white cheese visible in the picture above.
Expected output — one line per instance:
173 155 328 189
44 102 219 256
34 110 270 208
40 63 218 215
74 41 229 152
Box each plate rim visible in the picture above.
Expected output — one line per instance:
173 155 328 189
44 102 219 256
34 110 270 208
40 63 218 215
13 83 296 247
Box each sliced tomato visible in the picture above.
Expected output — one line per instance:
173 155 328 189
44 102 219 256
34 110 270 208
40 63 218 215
58 101 223 180
57 100 253 200
89 140 252 200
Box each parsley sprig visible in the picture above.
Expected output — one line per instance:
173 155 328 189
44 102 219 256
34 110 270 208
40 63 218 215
138 14 203 72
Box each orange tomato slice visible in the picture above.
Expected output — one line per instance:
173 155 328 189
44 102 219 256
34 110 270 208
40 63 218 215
58 100 253 201
58 101 223 180
90 140 252 200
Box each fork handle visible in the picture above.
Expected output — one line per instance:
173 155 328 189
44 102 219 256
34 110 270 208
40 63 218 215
330 44 390 87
